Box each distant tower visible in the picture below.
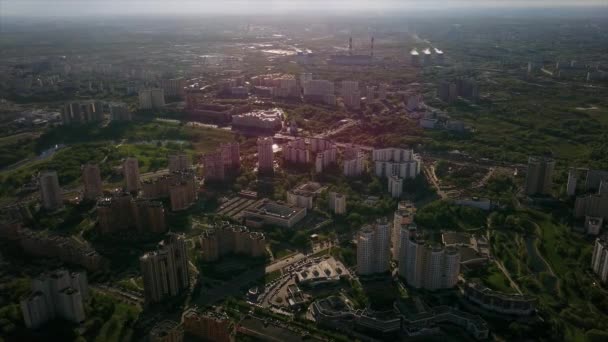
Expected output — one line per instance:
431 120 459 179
40 171 63 211
371 37 375 57
82 163 103 201
123 157 141 193
257 137 274 176
348 37 353 56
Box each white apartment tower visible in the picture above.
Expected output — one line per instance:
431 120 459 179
592 237 608 283
388 175 403 199
373 148 422 179
357 218 391 275
343 146 365 177
328 192 347 215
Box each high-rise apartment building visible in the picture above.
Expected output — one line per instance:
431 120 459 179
592 237 608 283
199 223 266 262
140 233 190 305
303 79 335 105
96 192 167 234
377 84 388 100
139 88 165 109
123 157 140 193
399 230 461 290
341 81 361 110
524 156 555 195
574 184 608 221
39 171 63 211
82 163 103 201
392 201 416 260
257 137 274 175
283 139 310 165
343 146 365 177
366 86 376 102
328 192 347 215
168 153 191 173
161 78 186 98
388 176 403 199
373 148 421 180
203 151 225 182
221 143 241 170
62 101 104 124
21 269 89 329
110 104 132 121
357 218 390 275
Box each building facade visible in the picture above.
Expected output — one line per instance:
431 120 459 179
139 88 165 109
168 153 191 173
592 237 608 283
82 163 103 201
257 137 274 175
328 192 347 215
357 219 391 275
373 148 421 180
524 156 555 196
399 230 461 290
21 269 89 329
199 223 266 262
39 171 63 211
123 157 140 193
140 233 190 304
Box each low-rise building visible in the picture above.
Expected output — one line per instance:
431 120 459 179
396 299 489 340
464 280 537 316
242 200 307 228
295 256 350 287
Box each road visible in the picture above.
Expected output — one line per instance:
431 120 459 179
423 164 447 199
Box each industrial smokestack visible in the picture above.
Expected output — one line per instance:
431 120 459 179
349 37 353 56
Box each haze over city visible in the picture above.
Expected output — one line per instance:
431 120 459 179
3 0 608 17
1 0 607 341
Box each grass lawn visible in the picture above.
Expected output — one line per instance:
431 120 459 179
481 263 517 294
265 270 282 284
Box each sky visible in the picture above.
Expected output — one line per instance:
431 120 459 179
2 0 607 17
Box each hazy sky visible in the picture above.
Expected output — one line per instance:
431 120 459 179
2 0 607 17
